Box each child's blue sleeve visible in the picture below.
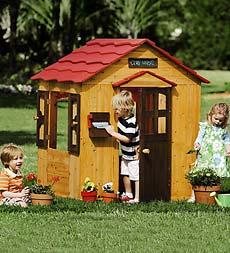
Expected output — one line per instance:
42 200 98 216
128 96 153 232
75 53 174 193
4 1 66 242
222 130 230 145
194 122 206 144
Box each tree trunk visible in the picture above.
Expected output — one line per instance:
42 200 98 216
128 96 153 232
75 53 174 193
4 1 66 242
49 0 61 62
9 0 20 72
62 0 77 54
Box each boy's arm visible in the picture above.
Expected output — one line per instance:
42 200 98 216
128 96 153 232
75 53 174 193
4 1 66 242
105 125 130 143
1 187 30 198
2 191 24 198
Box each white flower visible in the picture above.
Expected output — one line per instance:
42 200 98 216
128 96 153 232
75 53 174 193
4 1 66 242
102 182 113 192
212 140 222 151
213 154 225 168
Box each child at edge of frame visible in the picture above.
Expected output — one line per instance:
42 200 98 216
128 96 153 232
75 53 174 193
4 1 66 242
188 102 230 202
105 90 140 204
0 143 30 207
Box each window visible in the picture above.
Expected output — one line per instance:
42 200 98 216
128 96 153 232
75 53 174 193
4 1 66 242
36 91 80 155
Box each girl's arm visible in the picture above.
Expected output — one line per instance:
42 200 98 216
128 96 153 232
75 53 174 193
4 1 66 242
194 123 206 149
105 125 130 143
223 131 230 156
226 144 230 156
222 131 230 144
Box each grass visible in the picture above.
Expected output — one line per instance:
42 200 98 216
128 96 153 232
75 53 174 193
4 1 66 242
0 94 37 173
0 200 230 252
197 70 230 130
0 70 230 252
197 70 230 94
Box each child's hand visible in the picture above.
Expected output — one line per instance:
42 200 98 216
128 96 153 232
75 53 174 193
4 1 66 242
226 144 230 157
105 125 115 136
21 187 30 197
194 143 201 150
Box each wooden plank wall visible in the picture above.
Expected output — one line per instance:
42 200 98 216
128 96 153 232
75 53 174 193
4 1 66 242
37 43 200 200
79 83 119 197
85 44 200 200
38 81 119 199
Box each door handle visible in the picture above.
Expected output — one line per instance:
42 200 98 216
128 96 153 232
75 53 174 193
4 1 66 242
142 148 150 154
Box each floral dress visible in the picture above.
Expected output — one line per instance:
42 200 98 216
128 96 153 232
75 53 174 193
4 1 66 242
195 122 230 177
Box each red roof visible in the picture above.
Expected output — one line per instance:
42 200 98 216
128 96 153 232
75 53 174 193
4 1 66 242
31 38 209 84
112 71 177 87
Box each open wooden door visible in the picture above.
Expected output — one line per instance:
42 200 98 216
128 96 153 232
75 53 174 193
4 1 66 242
124 87 172 201
139 88 171 201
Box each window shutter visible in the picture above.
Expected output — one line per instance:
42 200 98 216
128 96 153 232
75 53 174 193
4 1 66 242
68 94 80 155
36 91 49 148
49 92 58 149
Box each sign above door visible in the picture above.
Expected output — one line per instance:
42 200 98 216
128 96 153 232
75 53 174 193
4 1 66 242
128 58 158 68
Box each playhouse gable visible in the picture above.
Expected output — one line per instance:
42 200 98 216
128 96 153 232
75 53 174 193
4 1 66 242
112 71 177 88
31 38 209 84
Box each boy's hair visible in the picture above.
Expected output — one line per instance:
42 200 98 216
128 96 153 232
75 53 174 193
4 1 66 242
0 143 24 168
112 90 135 116
207 103 229 128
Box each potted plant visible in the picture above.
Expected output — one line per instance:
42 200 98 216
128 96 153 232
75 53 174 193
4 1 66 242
24 172 60 205
185 167 221 205
81 177 98 202
101 182 117 203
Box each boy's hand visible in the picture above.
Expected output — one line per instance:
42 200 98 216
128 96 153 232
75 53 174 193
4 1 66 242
21 186 30 197
105 125 115 136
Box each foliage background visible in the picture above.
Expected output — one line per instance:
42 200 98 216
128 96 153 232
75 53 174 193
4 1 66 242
0 0 229 88
0 2 230 250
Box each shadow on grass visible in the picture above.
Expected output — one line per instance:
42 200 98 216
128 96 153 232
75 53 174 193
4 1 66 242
0 131 36 146
0 198 229 214
0 93 36 108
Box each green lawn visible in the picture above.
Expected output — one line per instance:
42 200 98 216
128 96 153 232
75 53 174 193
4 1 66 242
0 200 230 252
0 70 230 252
197 70 230 129
197 70 230 94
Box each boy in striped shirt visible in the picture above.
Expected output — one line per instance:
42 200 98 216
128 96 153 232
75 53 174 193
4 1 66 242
0 143 30 207
106 90 140 203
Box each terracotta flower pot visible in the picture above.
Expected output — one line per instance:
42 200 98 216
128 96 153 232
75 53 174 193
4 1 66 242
81 191 97 202
31 193 53 206
101 192 117 203
193 185 221 205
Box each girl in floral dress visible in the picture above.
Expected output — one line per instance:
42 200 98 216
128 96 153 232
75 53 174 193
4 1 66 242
194 103 230 177
188 103 230 203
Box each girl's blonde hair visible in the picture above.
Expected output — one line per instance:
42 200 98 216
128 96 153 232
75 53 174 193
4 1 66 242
112 90 135 116
207 103 229 128
0 143 24 168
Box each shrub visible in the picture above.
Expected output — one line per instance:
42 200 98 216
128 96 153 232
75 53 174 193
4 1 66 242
220 177 230 193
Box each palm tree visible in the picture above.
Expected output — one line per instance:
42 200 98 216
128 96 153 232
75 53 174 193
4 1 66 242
0 0 21 71
106 0 161 38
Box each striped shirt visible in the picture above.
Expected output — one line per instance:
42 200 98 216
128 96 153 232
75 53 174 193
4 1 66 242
118 114 140 160
0 169 23 199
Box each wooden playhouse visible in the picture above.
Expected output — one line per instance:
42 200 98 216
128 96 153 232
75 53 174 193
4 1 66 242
31 38 209 201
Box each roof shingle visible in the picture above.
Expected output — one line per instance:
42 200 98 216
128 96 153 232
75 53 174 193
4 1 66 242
31 38 209 84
